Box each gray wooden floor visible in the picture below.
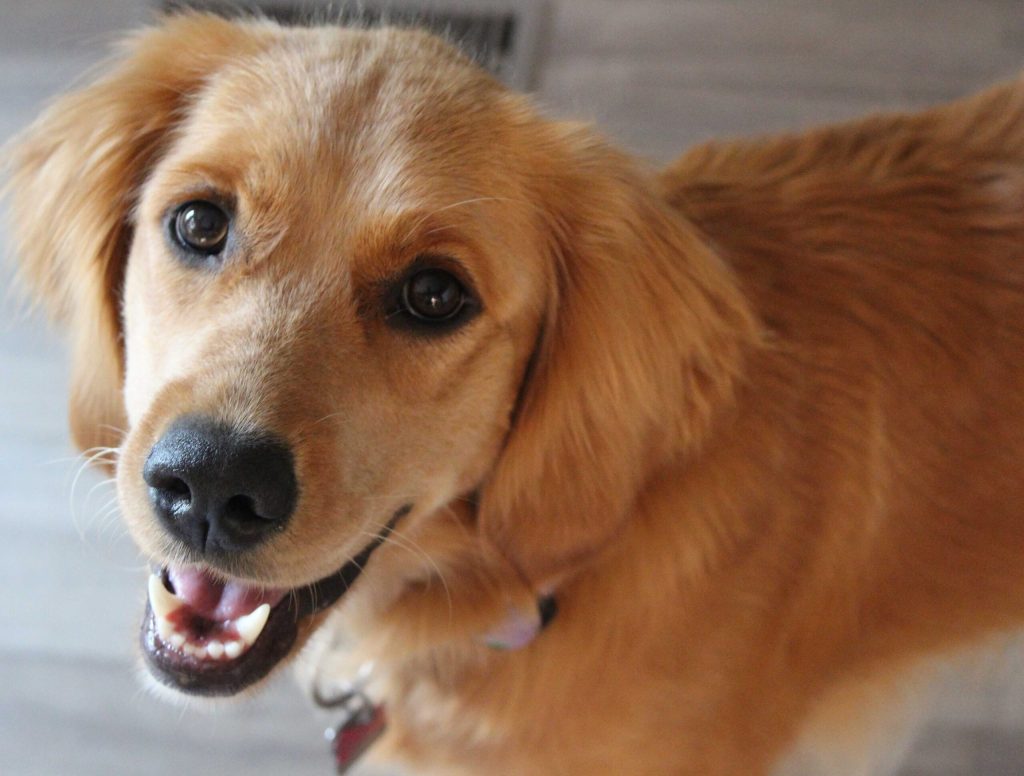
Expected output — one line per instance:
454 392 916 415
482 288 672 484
2 2 1023 774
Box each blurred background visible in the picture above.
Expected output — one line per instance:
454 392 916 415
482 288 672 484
2 1 1023 774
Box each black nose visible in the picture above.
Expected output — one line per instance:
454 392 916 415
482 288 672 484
143 416 298 555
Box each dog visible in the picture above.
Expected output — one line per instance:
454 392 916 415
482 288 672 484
6 11 1024 775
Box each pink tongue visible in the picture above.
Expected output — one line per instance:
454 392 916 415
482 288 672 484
167 566 287 621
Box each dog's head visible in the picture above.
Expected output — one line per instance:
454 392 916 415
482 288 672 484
6 14 753 695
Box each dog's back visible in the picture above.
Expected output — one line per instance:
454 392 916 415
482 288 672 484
653 76 1024 771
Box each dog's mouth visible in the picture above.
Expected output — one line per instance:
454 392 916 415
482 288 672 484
140 510 405 696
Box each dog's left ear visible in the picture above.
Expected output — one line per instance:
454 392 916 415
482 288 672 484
479 128 760 587
4 14 274 457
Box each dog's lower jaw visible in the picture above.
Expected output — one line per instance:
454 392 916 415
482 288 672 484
141 509 408 696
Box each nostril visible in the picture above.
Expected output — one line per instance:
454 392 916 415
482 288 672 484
149 475 193 516
222 494 278 536
225 493 258 520
161 477 191 499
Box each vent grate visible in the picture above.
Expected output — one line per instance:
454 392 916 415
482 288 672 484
162 0 545 90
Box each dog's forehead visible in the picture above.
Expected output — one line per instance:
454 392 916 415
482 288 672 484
137 27 548 317
174 29 509 204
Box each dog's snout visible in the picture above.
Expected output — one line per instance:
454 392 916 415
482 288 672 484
143 415 298 555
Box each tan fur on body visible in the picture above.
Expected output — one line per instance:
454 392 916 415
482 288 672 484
6 14 1024 775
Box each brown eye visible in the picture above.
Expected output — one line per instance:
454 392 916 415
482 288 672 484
172 201 229 255
402 269 466 321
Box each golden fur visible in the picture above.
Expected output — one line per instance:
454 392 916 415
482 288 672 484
6 13 1024 775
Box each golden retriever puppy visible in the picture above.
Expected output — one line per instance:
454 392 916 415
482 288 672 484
6 12 1024 775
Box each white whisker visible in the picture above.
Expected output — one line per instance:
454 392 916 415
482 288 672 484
403 196 518 242
359 525 453 620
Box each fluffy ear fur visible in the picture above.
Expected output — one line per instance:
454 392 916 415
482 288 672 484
4 14 273 456
479 130 760 586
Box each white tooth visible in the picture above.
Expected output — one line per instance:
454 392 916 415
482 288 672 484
234 603 271 646
148 574 183 620
207 641 224 659
169 633 186 649
224 640 244 659
157 617 174 641
183 643 198 657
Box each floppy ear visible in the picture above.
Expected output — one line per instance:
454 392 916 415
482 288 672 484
4 14 274 457
479 130 760 586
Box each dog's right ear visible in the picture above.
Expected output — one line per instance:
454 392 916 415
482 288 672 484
4 14 274 457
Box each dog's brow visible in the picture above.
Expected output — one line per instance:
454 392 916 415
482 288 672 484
345 208 482 272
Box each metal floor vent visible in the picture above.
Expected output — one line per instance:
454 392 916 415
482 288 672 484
162 0 546 90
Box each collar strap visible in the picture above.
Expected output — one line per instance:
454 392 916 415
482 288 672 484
538 594 558 628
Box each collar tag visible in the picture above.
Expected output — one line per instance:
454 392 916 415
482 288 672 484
316 661 385 774
481 594 558 650
325 692 387 774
